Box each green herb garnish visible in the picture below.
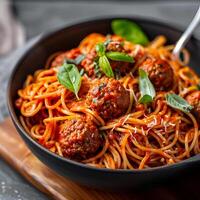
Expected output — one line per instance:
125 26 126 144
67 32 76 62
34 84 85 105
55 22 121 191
96 43 106 57
104 38 112 47
75 54 85 65
99 55 114 78
111 19 149 45
165 93 193 113
106 51 134 63
96 43 114 78
79 68 85 76
57 63 81 99
139 69 156 104
92 98 98 103
94 61 102 78
99 83 106 91
64 54 85 65
95 42 134 78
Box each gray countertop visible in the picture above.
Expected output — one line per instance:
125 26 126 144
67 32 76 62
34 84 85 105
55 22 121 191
0 1 199 199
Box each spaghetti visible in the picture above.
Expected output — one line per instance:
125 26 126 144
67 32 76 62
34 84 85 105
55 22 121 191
16 30 200 169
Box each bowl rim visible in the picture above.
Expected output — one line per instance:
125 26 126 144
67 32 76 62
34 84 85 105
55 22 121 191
7 15 200 174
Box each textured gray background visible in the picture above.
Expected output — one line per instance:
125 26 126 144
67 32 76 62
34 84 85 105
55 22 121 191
0 1 200 199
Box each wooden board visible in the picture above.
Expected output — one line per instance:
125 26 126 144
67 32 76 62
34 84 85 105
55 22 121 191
0 118 199 200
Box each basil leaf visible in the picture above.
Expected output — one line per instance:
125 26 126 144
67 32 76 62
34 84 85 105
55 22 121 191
96 43 106 57
94 61 102 78
104 38 112 47
57 63 81 99
166 93 193 113
139 95 154 104
79 68 85 76
111 19 149 45
75 54 85 65
99 55 114 78
64 58 76 65
106 51 134 63
64 54 85 65
139 69 155 104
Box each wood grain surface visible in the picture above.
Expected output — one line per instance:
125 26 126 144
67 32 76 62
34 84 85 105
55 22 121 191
0 118 199 200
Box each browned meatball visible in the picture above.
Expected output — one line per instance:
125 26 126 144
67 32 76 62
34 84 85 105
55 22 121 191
81 41 133 78
106 41 125 52
58 118 101 160
86 78 130 120
81 49 97 77
107 41 134 77
139 57 174 91
186 91 200 121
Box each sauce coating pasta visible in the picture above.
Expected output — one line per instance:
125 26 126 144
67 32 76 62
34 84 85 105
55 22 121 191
16 31 200 169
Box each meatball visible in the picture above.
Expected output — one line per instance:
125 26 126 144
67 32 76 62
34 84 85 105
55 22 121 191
186 91 200 121
81 49 97 77
106 41 125 52
86 78 130 120
131 45 145 64
81 40 133 77
58 118 101 160
106 41 134 76
139 57 174 91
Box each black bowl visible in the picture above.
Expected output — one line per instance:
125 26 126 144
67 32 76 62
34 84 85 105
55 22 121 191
7 17 200 189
